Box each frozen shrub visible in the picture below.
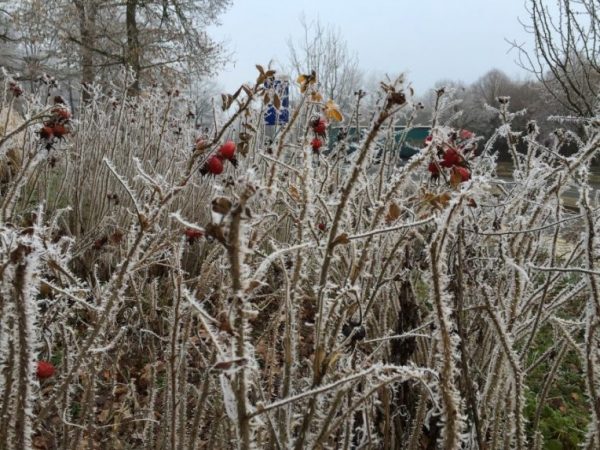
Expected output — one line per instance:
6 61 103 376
0 68 599 449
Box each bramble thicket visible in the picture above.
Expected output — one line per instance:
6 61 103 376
1 64 600 450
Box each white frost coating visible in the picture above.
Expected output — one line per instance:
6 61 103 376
103 157 144 215
0 206 47 449
89 326 128 353
220 374 238 421
1 63 599 449
251 242 310 283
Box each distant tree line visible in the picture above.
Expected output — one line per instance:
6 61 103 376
413 68 581 163
286 3 599 164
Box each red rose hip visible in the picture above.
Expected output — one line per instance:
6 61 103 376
39 126 54 140
428 161 440 175
52 124 69 138
442 148 461 167
184 228 203 240
218 140 236 160
311 137 323 153
454 166 471 182
312 117 327 136
36 360 55 379
206 156 224 175
53 107 71 121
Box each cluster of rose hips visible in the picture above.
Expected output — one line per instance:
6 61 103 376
39 96 71 144
199 140 237 175
426 129 476 184
310 116 327 153
8 81 23 97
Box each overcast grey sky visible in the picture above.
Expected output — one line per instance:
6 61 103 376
209 0 540 95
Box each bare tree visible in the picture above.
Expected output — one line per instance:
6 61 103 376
287 16 363 112
187 76 222 129
0 3 21 72
512 0 600 116
9 0 232 95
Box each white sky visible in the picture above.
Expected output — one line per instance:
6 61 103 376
208 0 542 95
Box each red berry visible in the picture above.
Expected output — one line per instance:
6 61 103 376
39 126 54 140
218 140 236 160
52 124 69 138
36 360 55 379
453 166 471 182
184 228 203 240
53 107 71 121
424 135 433 144
441 148 460 167
428 161 440 175
318 223 326 231
206 156 224 175
313 117 327 135
311 138 323 153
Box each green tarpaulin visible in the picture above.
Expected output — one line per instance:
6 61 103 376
327 126 430 159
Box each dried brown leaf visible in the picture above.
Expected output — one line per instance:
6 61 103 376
289 185 302 202
205 223 227 246
385 202 401 224
331 233 350 247
212 197 232 215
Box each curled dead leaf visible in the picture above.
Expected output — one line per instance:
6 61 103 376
297 70 317 93
289 185 302 202
212 197 232 215
385 202 401 224
449 169 462 188
423 191 451 210
324 99 343 122
331 232 350 248
205 223 227 246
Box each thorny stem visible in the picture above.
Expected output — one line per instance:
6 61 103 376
227 185 255 450
581 187 600 447
429 199 465 450
314 90 400 359
293 91 404 449
3 67 600 450
455 225 484 449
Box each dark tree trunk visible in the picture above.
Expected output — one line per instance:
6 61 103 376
126 0 142 95
74 0 97 103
